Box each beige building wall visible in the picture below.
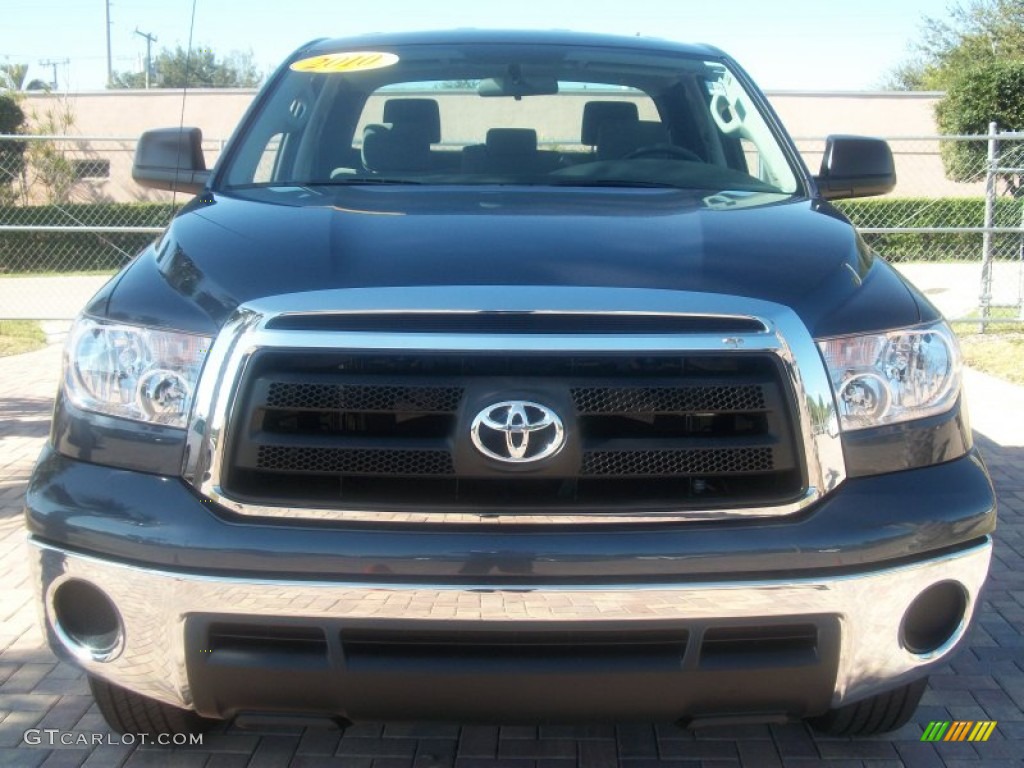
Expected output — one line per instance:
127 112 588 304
769 91 942 136
20 89 255 203
20 88 965 202
766 91 972 198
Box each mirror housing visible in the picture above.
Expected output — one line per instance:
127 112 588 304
133 127 210 194
477 76 559 98
814 135 895 200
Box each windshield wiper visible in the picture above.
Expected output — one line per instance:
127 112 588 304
224 178 426 191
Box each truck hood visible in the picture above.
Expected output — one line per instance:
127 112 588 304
99 186 924 338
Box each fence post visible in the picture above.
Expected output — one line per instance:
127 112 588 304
979 121 999 330
1019 154 1024 321
1020 204 1024 319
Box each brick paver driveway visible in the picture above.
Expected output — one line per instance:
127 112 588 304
1 343 1021 767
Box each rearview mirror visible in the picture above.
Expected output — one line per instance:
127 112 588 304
132 127 210 194
814 135 895 200
477 75 559 98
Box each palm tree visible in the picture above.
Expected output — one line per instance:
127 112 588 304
0 63 50 92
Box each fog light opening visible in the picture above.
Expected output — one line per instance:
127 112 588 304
900 581 968 656
52 579 124 662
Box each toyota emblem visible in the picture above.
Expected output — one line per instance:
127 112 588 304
470 401 565 463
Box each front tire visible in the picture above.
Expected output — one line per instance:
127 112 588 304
89 675 218 736
807 677 928 736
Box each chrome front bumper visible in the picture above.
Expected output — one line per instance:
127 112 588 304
31 537 992 714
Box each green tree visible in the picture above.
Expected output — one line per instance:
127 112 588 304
886 0 1024 90
935 61 1024 193
890 1 1024 193
437 79 479 89
0 63 28 90
110 45 262 88
0 94 27 203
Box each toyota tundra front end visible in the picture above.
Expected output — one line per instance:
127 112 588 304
25 30 995 737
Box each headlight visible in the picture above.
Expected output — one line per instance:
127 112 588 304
817 321 961 431
64 317 211 428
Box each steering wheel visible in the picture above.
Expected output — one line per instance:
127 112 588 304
624 144 701 162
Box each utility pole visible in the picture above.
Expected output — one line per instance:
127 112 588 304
105 0 113 86
134 28 157 88
38 58 67 90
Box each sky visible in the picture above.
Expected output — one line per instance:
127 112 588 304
1 0 956 92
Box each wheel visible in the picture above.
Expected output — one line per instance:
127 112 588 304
807 677 927 736
89 675 218 736
624 144 702 162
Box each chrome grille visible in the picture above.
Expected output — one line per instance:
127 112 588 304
186 290 847 523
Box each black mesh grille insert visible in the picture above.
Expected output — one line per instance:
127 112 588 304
256 446 455 476
224 349 804 514
266 383 463 413
582 448 775 477
572 385 766 414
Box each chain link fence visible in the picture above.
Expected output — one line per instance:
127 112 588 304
799 131 1024 327
1 131 1023 326
0 135 223 319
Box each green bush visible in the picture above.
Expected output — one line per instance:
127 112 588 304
0 203 173 273
835 196 1023 262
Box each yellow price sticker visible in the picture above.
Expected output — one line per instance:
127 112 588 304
290 51 399 74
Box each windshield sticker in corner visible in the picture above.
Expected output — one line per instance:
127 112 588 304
290 52 399 74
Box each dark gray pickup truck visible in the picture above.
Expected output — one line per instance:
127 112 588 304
26 30 995 738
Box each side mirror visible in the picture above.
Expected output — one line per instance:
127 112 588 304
132 127 210 194
814 135 895 200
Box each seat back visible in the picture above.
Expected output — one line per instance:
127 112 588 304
362 123 434 173
463 128 548 174
382 98 442 144
360 98 442 174
581 101 640 147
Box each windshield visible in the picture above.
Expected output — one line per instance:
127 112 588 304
222 40 801 196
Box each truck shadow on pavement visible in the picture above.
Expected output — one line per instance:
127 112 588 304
0 396 54 438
